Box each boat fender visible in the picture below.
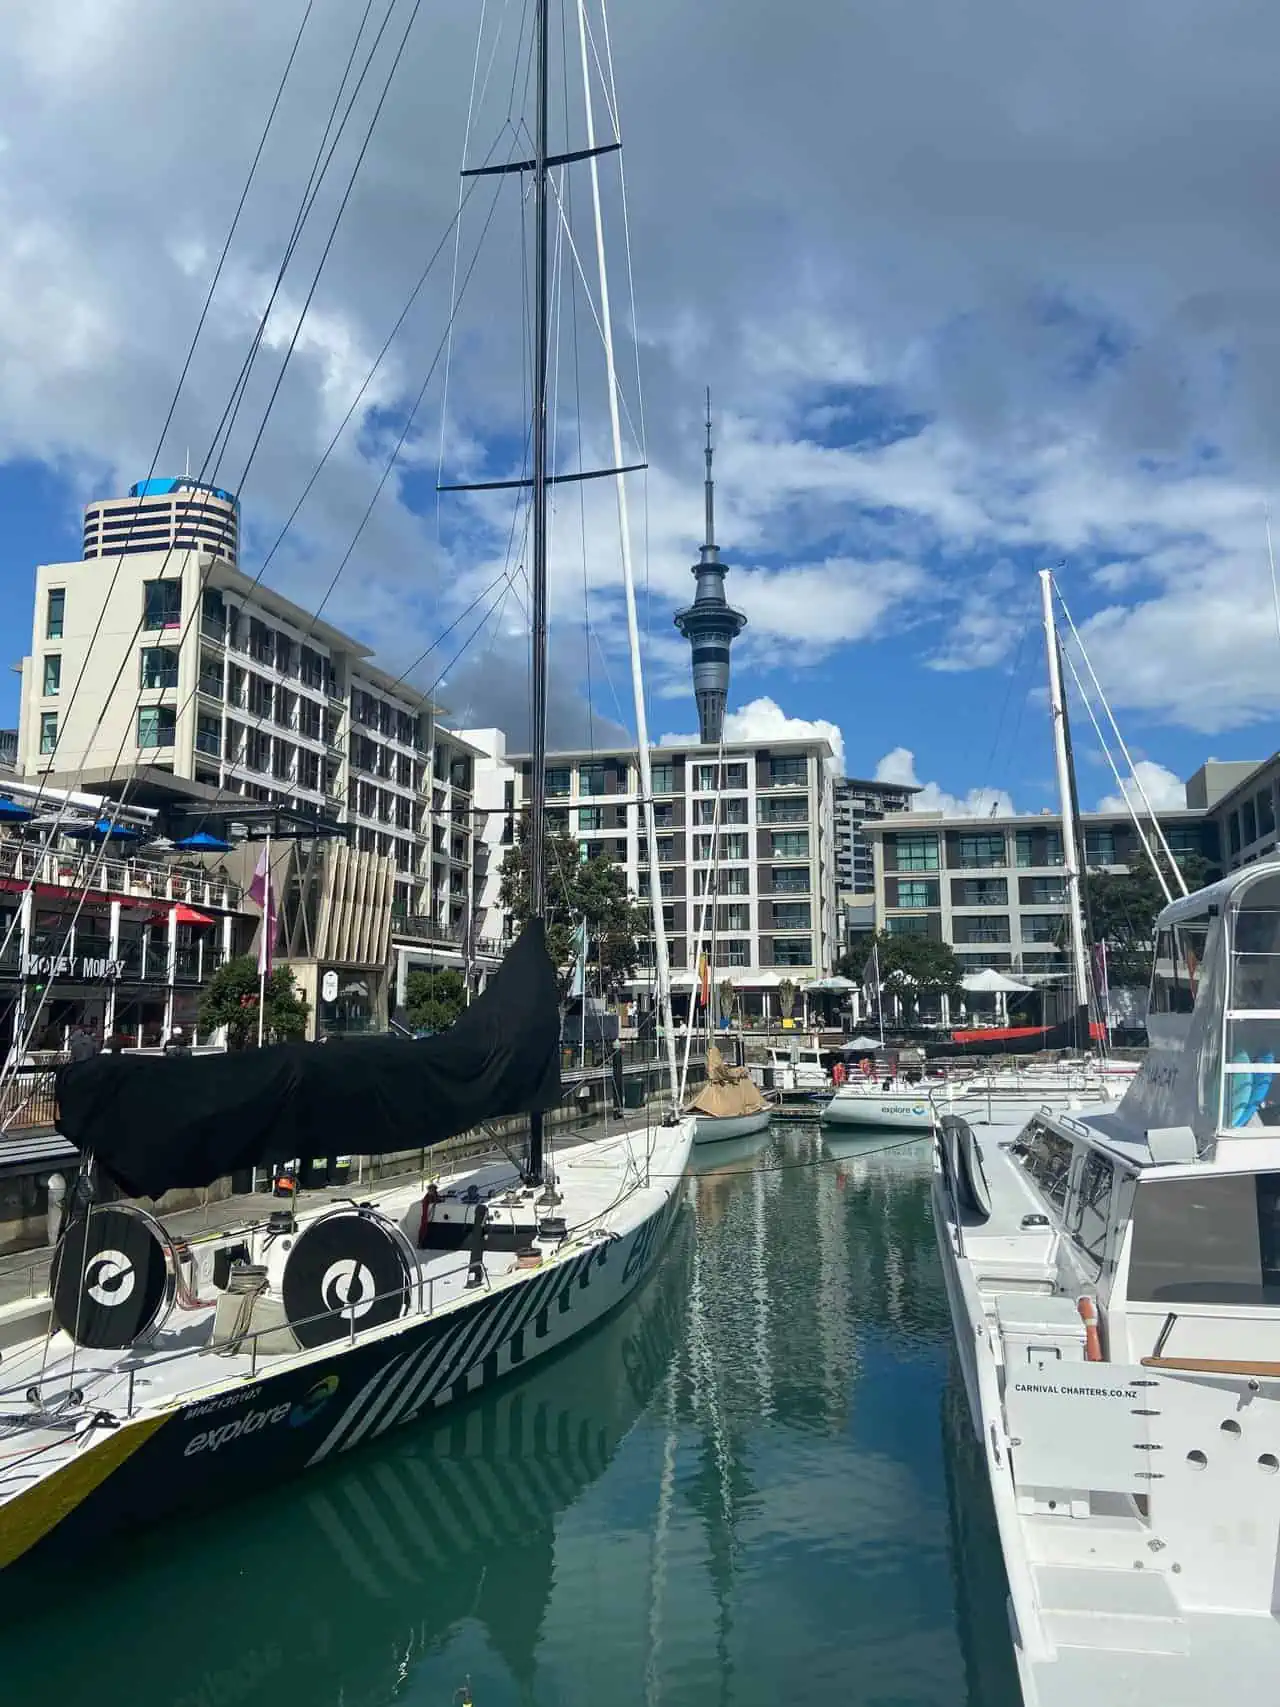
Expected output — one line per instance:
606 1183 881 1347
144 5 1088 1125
1077 1294 1104 1361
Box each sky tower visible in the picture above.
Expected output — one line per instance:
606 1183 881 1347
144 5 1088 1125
673 392 747 745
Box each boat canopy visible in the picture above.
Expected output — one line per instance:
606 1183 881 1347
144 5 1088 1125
55 922 563 1199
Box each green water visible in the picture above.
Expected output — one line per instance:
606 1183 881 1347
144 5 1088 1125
0 1122 1020 1707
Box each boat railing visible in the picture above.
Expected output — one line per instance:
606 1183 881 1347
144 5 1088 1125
99 1227 608 1418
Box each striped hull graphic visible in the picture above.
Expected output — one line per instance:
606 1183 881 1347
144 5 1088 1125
6 1174 688 1571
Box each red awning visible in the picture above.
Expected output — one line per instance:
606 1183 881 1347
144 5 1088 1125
949 1021 1106 1045
148 904 217 926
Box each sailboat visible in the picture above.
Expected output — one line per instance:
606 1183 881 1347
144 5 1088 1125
0 0 694 1573
685 1041 772 1145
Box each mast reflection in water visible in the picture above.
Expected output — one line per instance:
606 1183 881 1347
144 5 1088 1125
0 1124 1016 1705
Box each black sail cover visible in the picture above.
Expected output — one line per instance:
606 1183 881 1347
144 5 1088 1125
55 921 563 1200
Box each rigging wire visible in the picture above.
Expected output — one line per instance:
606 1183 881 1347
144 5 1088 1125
5 0 437 1063
1052 577 1188 898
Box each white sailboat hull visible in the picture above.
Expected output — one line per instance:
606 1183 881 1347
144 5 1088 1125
0 1116 696 1570
691 1108 772 1145
820 1086 936 1130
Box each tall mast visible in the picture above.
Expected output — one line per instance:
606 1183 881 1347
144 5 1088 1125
1039 569 1090 1049
575 0 680 1108
526 0 551 1180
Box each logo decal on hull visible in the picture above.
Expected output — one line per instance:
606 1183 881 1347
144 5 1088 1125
289 1373 341 1427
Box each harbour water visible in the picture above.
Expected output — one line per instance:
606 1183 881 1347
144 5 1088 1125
0 1121 1020 1706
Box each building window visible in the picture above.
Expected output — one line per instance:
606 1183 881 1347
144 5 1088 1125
887 915 931 937
772 901 812 929
724 763 748 789
39 712 57 755
1242 799 1258 847
771 936 813 966
771 830 809 860
696 867 750 896
46 588 65 640
719 902 751 932
652 802 675 828
1015 828 1063 868
1228 811 1241 856
694 764 718 792
657 835 677 864
579 761 608 796
195 713 221 756
137 705 176 749
140 646 179 691
1259 788 1276 841
892 832 939 872
650 762 675 796
772 867 810 894
718 938 750 967
546 807 569 833
142 579 182 630
545 767 571 798
768 756 807 788
957 832 1006 869
578 807 604 832
42 654 60 696
953 913 1011 944
895 879 938 909
721 832 749 861
1084 828 1116 867
1021 913 1064 944
695 797 748 826
758 796 807 824
952 877 1007 907
1019 874 1066 905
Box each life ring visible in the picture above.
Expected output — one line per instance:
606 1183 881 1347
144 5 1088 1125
1077 1294 1104 1361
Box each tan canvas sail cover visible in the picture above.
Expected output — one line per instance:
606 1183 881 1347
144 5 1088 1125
686 1044 769 1118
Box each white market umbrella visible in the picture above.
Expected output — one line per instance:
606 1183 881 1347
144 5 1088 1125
961 967 1034 995
845 1033 883 1051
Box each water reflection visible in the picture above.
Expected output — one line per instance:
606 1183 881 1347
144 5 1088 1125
0 1120 1011 1706
0 1217 693 1707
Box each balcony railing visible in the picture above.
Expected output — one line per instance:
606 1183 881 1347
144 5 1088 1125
0 841 243 912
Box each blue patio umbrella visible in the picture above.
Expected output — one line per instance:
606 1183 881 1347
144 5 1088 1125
173 829 233 852
0 797 33 824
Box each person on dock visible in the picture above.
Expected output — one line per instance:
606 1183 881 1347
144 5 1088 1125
163 1026 190 1058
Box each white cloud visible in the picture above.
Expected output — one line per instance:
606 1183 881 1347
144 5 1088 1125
874 746 1015 818
5 0 1280 750
1096 760 1187 815
660 696 846 774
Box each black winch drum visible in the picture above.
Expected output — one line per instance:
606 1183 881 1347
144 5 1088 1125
281 1207 414 1348
51 1204 174 1349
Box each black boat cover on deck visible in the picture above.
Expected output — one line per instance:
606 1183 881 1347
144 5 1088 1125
55 921 563 1199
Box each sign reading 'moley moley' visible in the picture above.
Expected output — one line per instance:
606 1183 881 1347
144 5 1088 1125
22 953 125 981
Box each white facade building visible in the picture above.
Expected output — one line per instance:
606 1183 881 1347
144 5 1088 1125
460 730 838 989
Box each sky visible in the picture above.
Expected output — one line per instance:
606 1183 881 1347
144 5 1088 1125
2 0 1279 817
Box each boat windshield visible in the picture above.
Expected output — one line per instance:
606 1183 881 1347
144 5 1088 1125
1223 870 1280 1130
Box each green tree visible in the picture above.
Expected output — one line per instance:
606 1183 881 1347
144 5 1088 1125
837 930 961 993
1082 853 1212 987
499 819 650 996
405 967 467 1033
200 956 309 1049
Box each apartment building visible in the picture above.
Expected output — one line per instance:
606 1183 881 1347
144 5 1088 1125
462 731 838 987
865 806 1220 985
16 490 471 922
81 476 240 565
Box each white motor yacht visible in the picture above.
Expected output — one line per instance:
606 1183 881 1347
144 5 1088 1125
934 859 1280 1705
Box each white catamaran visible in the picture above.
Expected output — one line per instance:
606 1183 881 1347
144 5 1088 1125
0 0 694 1573
934 568 1280 1702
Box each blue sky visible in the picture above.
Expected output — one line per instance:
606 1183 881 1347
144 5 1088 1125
1 0 1278 817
